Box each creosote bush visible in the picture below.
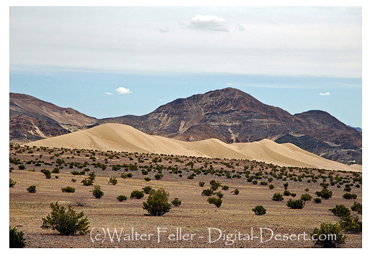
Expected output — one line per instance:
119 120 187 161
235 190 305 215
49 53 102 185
10 178 17 188
351 202 362 214
9 226 26 248
117 195 127 202
252 205 266 215
142 186 152 194
232 189 239 195
92 185 104 199
207 197 222 208
143 188 172 216
272 192 284 201
342 193 357 199
131 190 145 199
201 188 213 196
286 199 305 209
61 186 76 193
329 205 350 218
315 188 333 200
199 181 205 187
300 193 312 201
27 185 36 193
108 177 118 185
313 198 322 203
312 222 346 248
339 216 362 233
171 198 182 207
41 202 89 235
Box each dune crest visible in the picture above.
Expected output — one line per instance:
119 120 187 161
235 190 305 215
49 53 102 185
26 123 361 172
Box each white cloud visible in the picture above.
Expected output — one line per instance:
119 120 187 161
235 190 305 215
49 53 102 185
319 92 330 96
188 15 229 32
104 92 112 95
226 83 232 86
116 87 132 94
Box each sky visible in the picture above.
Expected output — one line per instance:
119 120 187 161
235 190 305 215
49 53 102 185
9 6 363 127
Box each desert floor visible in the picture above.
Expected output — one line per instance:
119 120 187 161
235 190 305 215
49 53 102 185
9 145 362 248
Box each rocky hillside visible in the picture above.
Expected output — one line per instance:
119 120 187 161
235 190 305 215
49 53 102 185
10 93 96 142
99 88 362 164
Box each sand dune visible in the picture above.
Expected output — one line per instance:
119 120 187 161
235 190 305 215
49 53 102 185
26 123 361 172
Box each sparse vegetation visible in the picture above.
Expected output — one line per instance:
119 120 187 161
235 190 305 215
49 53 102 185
252 205 266 215
207 197 222 208
329 205 350 218
143 188 172 216
27 185 36 193
272 192 284 201
131 190 145 199
9 226 26 248
286 199 305 209
92 185 104 199
312 222 346 248
41 202 89 235
61 186 76 193
171 198 182 207
117 195 127 202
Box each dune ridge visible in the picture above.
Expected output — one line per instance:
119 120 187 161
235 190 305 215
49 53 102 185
26 123 361 172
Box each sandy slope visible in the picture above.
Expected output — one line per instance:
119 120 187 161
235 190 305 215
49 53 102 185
26 123 361 172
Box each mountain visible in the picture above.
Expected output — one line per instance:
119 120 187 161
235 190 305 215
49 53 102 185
10 93 97 142
98 88 362 164
9 88 362 164
26 123 361 172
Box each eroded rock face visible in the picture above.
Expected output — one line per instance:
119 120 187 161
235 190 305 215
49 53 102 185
10 93 96 143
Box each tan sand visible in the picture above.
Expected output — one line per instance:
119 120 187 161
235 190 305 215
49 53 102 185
26 123 362 172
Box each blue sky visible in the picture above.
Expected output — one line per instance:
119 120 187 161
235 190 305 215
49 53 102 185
9 6 363 127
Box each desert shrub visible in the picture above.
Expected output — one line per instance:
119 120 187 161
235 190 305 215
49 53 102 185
315 188 333 199
232 189 239 195
9 226 26 248
343 186 351 192
215 191 224 198
339 216 362 233
171 198 182 207
92 185 104 199
329 205 350 218
312 222 346 248
144 177 151 182
283 190 291 196
41 202 89 235
142 186 152 194
155 173 163 180
252 180 258 185
108 177 118 185
222 185 229 191
286 199 305 209
300 193 312 201
290 193 296 197
351 202 362 214
342 193 357 199
199 181 205 187
27 185 36 193
272 192 284 201
207 197 222 208
142 170 148 175
41 169 51 179
269 184 275 189
18 165 26 170
88 172 96 180
260 181 268 186
210 180 221 190
127 173 133 178
71 170 85 176
187 175 194 179
283 182 289 190
117 195 127 202
9 178 17 188
121 173 128 179
61 186 75 193
81 178 94 186
313 198 322 203
71 179 77 183
143 188 172 216
252 205 266 215
52 168 60 173
131 190 145 199
201 188 214 196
